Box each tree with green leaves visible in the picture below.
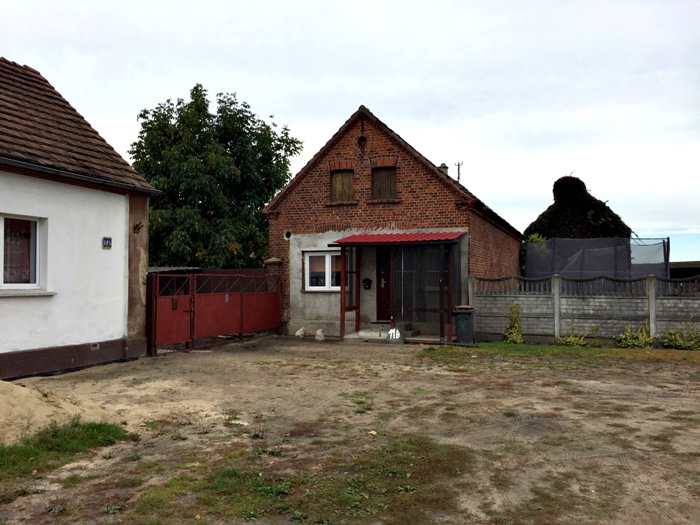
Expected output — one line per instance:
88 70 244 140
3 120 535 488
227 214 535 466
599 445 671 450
130 84 302 268
524 175 631 239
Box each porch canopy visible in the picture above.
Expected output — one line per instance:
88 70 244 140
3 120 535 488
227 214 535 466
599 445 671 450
329 231 466 341
329 231 465 247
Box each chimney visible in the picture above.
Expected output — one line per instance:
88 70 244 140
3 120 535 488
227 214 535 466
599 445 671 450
438 163 449 175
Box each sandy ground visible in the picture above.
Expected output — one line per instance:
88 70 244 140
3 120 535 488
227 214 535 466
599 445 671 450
1 336 700 524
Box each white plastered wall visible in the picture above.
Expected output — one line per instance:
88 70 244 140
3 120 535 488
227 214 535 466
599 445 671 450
0 171 129 353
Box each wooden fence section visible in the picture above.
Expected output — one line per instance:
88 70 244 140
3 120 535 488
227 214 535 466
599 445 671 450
469 274 700 343
147 270 281 355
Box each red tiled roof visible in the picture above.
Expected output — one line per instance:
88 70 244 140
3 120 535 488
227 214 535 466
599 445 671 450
331 231 466 245
0 57 155 194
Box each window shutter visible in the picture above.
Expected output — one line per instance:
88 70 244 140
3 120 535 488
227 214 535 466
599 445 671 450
331 170 354 202
372 167 396 200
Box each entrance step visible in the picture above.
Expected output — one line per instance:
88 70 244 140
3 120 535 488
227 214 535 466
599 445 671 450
370 321 413 331
355 322 420 341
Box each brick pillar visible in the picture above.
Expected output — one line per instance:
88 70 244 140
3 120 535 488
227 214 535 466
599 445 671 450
264 257 282 292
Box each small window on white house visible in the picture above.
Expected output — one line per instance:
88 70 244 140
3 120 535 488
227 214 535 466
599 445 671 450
305 252 344 291
1 215 40 288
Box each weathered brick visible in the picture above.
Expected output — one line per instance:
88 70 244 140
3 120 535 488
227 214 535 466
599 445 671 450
265 107 522 315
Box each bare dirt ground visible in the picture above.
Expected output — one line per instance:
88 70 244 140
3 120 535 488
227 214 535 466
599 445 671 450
2 336 700 524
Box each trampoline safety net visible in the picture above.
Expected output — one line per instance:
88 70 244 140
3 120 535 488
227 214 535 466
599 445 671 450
524 237 670 279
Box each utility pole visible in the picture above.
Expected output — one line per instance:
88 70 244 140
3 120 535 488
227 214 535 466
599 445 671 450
454 162 463 183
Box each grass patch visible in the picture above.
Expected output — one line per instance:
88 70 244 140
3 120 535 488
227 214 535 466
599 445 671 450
135 474 196 520
411 387 430 398
421 342 700 366
484 471 621 524
117 475 144 488
126 435 475 523
61 473 83 488
0 417 130 480
339 390 374 413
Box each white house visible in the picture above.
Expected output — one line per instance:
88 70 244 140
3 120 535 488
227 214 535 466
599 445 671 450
0 57 157 379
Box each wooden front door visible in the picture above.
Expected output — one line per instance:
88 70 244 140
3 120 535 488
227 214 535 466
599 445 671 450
376 247 392 321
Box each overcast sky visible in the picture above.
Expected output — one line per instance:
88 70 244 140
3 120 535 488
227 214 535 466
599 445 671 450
3 0 698 261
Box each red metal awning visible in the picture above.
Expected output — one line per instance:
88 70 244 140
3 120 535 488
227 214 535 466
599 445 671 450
329 231 466 246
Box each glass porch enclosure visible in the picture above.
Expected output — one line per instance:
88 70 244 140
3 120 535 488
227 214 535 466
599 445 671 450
331 232 464 343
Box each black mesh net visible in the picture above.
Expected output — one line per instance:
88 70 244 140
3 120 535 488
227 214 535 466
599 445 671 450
524 237 670 279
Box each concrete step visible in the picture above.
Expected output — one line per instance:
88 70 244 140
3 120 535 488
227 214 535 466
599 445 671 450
356 326 420 341
369 321 413 331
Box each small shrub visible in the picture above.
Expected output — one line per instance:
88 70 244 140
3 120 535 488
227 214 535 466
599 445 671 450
503 302 524 344
557 318 589 347
659 319 699 350
617 320 654 349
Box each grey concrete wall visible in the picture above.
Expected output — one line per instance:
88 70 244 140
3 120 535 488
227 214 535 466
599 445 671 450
657 297 700 332
288 228 468 337
471 275 700 344
559 296 647 338
288 231 347 336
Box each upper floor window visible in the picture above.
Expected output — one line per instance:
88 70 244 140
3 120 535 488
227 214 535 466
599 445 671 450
372 167 396 200
2 216 38 287
331 170 354 202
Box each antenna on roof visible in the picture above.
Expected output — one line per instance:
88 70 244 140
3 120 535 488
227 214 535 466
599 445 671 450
455 162 463 183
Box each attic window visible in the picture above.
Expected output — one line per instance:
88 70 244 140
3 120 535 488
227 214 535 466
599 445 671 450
331 170 354 203
371 167 396 200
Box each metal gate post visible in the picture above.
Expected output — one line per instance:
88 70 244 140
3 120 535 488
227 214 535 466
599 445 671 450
146 273 157 356
240 291 244 338
189 274 195 350
340 246 346 341
439 244 445 343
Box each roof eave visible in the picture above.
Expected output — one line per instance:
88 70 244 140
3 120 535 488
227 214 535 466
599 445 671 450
0 156 160 196
328 239 460 247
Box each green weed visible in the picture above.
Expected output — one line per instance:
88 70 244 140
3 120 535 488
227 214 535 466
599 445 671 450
61 473 83 488
0 417 130 479
339 390 374 413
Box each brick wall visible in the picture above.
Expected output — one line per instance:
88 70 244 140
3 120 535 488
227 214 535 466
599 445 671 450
267 112 521 318
468 211 522 278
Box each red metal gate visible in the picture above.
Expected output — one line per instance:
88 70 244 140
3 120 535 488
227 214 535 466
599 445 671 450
147 270 281 355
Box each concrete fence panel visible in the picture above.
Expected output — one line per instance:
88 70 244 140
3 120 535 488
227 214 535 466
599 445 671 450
470 275 700 344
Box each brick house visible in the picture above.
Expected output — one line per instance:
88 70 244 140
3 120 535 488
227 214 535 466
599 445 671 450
0 57 157 379
263 106 521 340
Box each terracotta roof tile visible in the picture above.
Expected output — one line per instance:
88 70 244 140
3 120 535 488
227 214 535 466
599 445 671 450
0 57 154 193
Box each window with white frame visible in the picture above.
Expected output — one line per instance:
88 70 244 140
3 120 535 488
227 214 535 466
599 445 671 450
1 215 41 288
304 251 343 291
